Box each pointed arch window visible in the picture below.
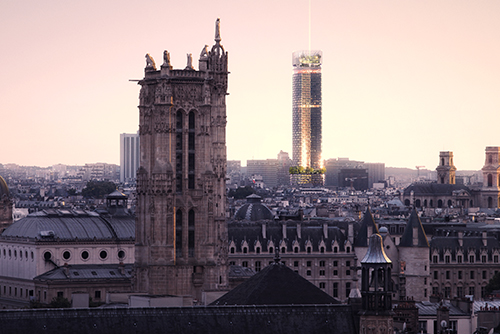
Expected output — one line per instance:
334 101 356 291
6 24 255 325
176 111 183 192
188 111 195 189
176 209 183 258
188 209 195 257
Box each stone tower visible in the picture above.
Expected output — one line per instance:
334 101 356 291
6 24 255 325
134 19 229 300
359 234 393 334
436 151 456 184
481 146 500 208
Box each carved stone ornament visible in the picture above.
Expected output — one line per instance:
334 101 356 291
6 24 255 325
145 53 157 70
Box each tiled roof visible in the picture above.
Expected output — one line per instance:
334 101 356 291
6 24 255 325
399 209 430 247
211 262 340 306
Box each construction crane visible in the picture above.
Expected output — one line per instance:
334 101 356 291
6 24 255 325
415 166 425 179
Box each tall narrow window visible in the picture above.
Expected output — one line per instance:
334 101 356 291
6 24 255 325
188 209 195 257
176 111 184 192
176 209 183 258
188 111 195 189
488 174 493 187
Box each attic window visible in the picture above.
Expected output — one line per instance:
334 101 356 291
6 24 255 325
73 272 79 276
230 247 235 254
110 271 116 275
346 246 351 253
91 271 97 276
333 247 338 253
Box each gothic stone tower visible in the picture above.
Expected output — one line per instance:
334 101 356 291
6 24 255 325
481 146 500 208
134 19 229 300
436 151 456 184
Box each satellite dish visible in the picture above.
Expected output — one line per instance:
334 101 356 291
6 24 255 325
440 320 447 328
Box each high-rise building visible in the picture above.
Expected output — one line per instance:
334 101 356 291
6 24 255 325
120 132 140 184
134 19 229 301
292 50 322 170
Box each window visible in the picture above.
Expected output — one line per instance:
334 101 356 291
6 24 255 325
494 255 499 263
81 251 89 260
446 271 450 280
333 283 338 297
345 282 351 298
43 251 52 261
242 261 248 267
320 247 325 253
432 287 439 295
424 278 427 284
176 209 183 258
346 270 351 276
457 255 462 263
118 250 125 259
306 270 311 276
319 270 325 276
255 261 261 272
445 255 450 263
63 251 71 260
333 261 338 267
95 291 101 299
294 247 299 253
57 291 63 298
458 271 462 279
243 248 247 254
482 255 487 263
470 271 475 279
346 247 351 253
469 255 475 263
319 260 325 267
306 261 312 267
319 282 325 289
188 210 195 257
229 261 235 265
434 271 438 279
469 286 475 296
294 261 299 267
432 255 438 263
333 270 338 276
99 250 107 260
281 247 286 254
483 271 487 279
306 247 311 254
457 287 463 298
444 286 451 298
333 247 338 253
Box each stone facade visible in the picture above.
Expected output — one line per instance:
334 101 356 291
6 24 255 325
436 151 457 185
134 19 229 300
480 146 500 208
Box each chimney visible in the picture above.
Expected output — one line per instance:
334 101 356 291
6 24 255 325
458 231 463 247
482 231 487 246
323 223 328 239
119 261 125 275
64 263 69 277
282 223 287 240
262 223 267 239
348 223 354 244
297 223 301 239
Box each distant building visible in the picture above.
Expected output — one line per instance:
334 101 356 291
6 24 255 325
120 132 140 184
292 50 322 170
0 175 13 232
247 159 278 188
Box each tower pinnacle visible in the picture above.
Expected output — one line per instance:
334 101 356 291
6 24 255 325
215 18 221 43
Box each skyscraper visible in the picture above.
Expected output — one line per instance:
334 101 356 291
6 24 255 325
120 132 140 184
292 50 322 170
134 19 229 300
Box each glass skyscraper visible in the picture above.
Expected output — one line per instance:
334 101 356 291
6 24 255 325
292 50 322 170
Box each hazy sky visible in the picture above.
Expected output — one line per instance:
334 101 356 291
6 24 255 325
1 1 499 170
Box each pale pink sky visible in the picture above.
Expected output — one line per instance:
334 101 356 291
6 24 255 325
1 0 499 170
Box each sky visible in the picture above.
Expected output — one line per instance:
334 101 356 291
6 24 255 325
1 0 499 171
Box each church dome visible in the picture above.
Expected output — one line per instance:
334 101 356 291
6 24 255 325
0 176 9 198
234 194 274 221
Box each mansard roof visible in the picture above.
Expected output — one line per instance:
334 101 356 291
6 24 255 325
399 209 430 247
1 209 135 241
403 182 471 196
430 235 500 254
33 264 133 281
228 220 348 252
353 208 379 247
211 262 341 306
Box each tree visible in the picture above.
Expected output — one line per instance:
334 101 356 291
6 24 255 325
81 181 116 199
49 296 71 308
485 271 500 296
